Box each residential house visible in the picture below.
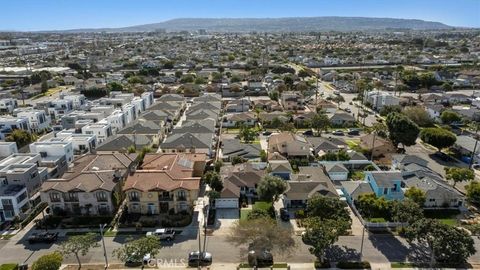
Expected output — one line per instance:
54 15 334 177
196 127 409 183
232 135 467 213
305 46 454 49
82 122 113 144
281 91 304 111
363 91 400 110
160 132 215 157
341 181 374 205
220 139 262 161
283 166 337 208
323 163 349 181
30 140 74 164
124 153 206 214
329 112 356 127
117 119 164 147
307 137 347 156
365 171 404 200
252 99 282 112
225 98 251 113
15 108 51 133
268 132 311 158
40 153 138 215
222 112 257 128
218 162 266 208
453 135 479 163
0 98 18 114
359 134 396 158
269 159 293 180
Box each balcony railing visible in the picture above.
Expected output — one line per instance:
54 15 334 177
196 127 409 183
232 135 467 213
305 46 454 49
159 195 174 201
177 196 187 201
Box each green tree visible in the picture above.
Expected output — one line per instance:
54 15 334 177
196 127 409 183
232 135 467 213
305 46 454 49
440 110 462 124
238 125 257 143
311 112 330 136
386 112 420 147
418 72 437 89
257 175 287 202
31 252 63 270
203 171 223 192
298 69 310 79
445 167 475 187
247 208 270 220
379 105 402 117
41 81 49 93
174 71 183 78
6 129 36 148
404 219 475 266
356 193 391 219
227 217 295 255
214 160 223 172
194 76 206 84
420 128 456 152
302 218 350 263
113 236 161 267
391 199 424 224
260 150 267 162
403 106 433 127
306 195 351 223
404 187 426 206
59 233 99 268
107 82 123 91
466 181 480 205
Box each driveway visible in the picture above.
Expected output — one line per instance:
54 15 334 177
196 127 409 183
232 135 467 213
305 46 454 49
213 208 239 235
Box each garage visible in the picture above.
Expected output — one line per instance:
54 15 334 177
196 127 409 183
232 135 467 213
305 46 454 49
215 198 239 208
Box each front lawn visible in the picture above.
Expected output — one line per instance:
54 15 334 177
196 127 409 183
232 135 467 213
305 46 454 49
424 209 459 226
368 217 387 223
253 201 273 212
240 209 252 221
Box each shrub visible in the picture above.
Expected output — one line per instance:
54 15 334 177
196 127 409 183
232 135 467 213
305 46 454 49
0 264 18 270
337 261 371 269
21 202 47 228
314 261 331 269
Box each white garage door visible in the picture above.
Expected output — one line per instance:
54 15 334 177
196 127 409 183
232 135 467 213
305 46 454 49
216 198 238 208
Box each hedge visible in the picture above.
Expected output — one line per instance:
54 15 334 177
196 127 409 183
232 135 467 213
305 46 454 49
337 261 371 269
21 202 47 228
0 264 18 270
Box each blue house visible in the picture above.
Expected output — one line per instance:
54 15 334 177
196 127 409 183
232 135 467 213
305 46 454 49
365 171 404 200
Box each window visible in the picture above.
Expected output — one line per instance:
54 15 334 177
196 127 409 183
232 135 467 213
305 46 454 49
16 191 27 204
65 192 78 202
129 191 140 201
1 199 12 206
177 190 186 201
4 210 14 218
429 198 436 202
50 192 61 202
1 177 7 185
97 191 108 202
383 188 388 195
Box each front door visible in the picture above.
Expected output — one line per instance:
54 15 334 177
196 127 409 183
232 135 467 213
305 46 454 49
159 202 169 213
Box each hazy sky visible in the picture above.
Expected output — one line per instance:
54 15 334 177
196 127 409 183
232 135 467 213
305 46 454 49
1 0 479 31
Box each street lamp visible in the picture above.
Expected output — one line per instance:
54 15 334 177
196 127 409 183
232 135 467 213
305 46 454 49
99 223 108 269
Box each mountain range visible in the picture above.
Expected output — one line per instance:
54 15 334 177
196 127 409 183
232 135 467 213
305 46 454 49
51 17 454 33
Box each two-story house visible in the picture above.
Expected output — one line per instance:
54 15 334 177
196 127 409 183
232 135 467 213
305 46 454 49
40 153 138 216
123 153 206 215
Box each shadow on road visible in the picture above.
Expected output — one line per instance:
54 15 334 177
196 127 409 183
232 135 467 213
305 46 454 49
326 245 360 262
368 234 409 262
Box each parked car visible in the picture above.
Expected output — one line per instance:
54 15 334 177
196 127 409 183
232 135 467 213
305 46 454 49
344 108 351 113
125 253 151 267
473 164 480 170
248 247 274 267
302 130 313 136
347 129 360 136
433 152 454 162
188 251 212 266
27 232 59 244
262 131 272 136
146 228 175 241
279 208 290 222
332 130 344 136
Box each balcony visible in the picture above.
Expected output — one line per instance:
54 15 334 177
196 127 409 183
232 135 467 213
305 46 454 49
176 196 187 201
158 195 174 201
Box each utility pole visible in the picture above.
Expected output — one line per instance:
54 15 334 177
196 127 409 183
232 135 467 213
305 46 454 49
470 123 479 169
100 224 108 269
